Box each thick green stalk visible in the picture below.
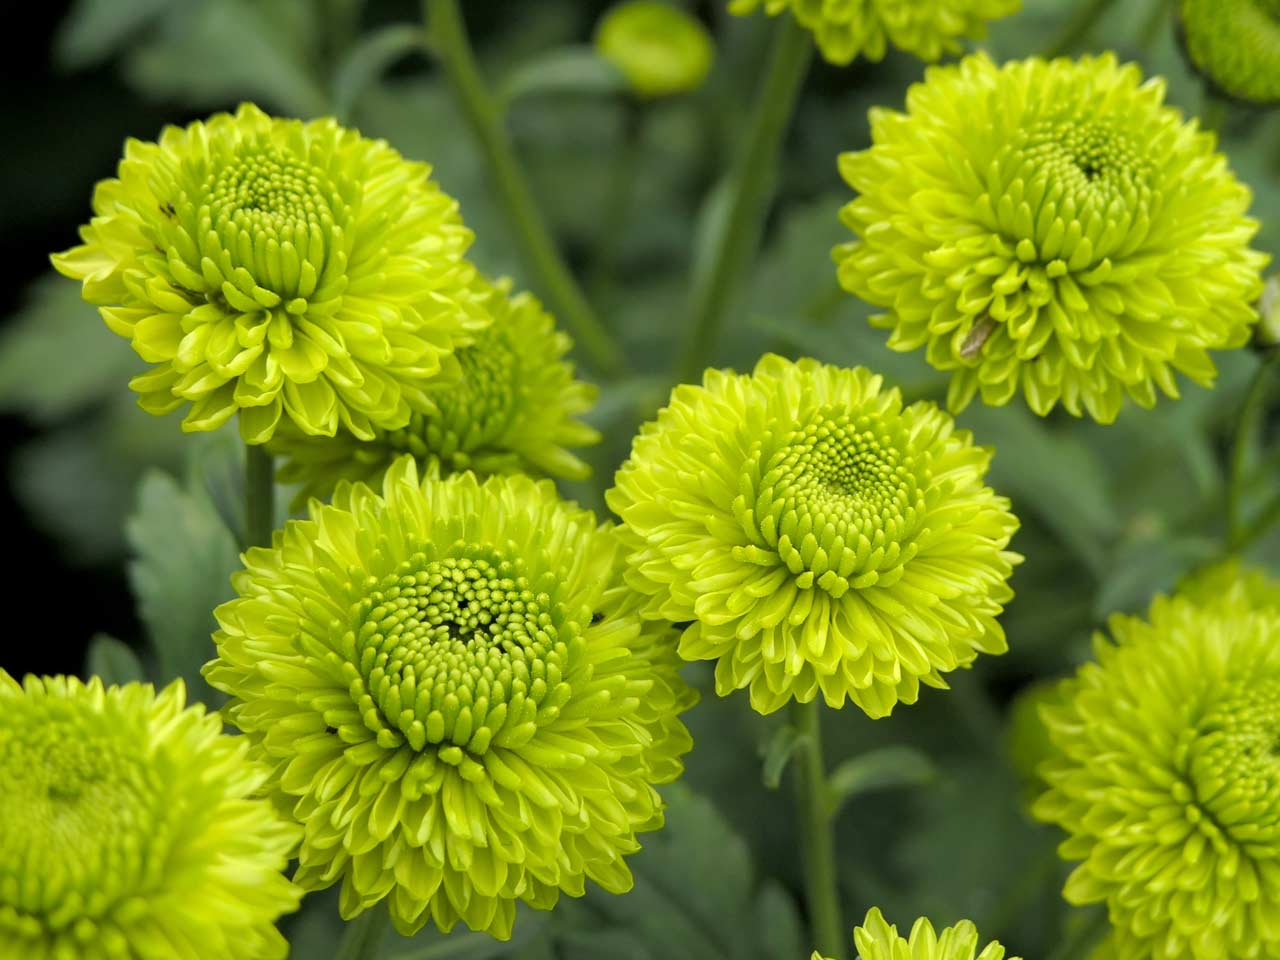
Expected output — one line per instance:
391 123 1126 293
244 443 276 549
1043 0 1121 58
334 902 391 960
791 699 846 960
677 19 811 385
424 0 623 377
1226 350 1279 548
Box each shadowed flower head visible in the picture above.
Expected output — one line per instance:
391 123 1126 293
0 674 300 959
53 102 486 444
812 907 1019 960
204 458 695 939
728 0 1019 66
1180 0 1280 105
607 354 1020 717
1034 586 1280 958
836 53 1268 423
272 274 600 504
595 0 715 98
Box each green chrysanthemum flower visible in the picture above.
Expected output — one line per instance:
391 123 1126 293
0 674 300 960
272 275 600 503
1180 0 1280 105
52 102 486 444
204 458 696 939
1179 557 1280 612
595 1 715 98
811 907 1019 960
727 0 1019 66
607 354 1020 717
836 53 1268 423
1034 587 1280 959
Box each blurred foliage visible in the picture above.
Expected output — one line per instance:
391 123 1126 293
3 0 1279 957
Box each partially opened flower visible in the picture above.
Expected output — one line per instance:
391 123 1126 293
607 354 1020 717
53 102 486 443
728 0 1019 66
0 674 300 959
204 458 695 939
1180 0 1280 105
1034 587 1280 958
812 907 1019 960
272 275 600 503
836 53 1268 423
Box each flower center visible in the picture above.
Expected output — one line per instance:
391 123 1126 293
345 550 574 760
1187 678 1280 842
0 710 170 928
735 410 929 596
1017 120 1150 206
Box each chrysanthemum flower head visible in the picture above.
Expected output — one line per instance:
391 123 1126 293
1034 586 1280 958
811 907 1019 960
607 354 1020 717
272 274 600 503
595 1 715 98
204 457 696 939
53 102 487 444
727 0 1019 66
0 673 300 959
1179 557 1280 612
836 53 1268 423
1180 0 1280 105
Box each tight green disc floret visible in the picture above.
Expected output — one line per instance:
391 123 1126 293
204 458 696 939
1180 0 1280 105
0 674 301 960
272 274 600 503
607 354 1020 717
1035 584 1280 959
728 0 1019 66
813 907 1019 960
836 54 1268 423
53 102 487 444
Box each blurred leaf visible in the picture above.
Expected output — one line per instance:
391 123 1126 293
827 746 937 815
0 275 140 424
55 0 170 68
1092 534 1219 617
332 24 426 122
85 633 146 685
499 46 626 105
125 469 240 701
760 723 806 789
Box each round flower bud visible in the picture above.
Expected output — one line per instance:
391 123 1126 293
607 354 1021 717
1179 0 1280 105
1034 587 1280 958
52 102 487 444
728 0 1019 67
0 674 301 959
812 907 1019 960
204 457 696 939
836 54 1269 423
595 1 714 98
271 275 600 503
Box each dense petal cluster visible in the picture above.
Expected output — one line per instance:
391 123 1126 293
595 0 715 98
727 0 1019 66
607 355 1020 717
273 275 600 503
204 458 695 939
1180 0 1280 105
836 54 1268 423
812 908 1019 960
0 674 300 960
53 102 486 443
1034 587 1280 959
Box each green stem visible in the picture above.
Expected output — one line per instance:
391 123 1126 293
1137 0 1176 51
791 699 846 960
424 0 623 377
244 442 276 549
334 902 391 960
677 19 812 385
1043 0 1120 58
1225 351 1279 548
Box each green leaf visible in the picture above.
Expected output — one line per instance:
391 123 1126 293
826 745 937 815
760 723 807 789
499 46 627 105
1092 534 1219 618
332 24 426 122
85 633 146 686
125 470 241 702
54 0 170 68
